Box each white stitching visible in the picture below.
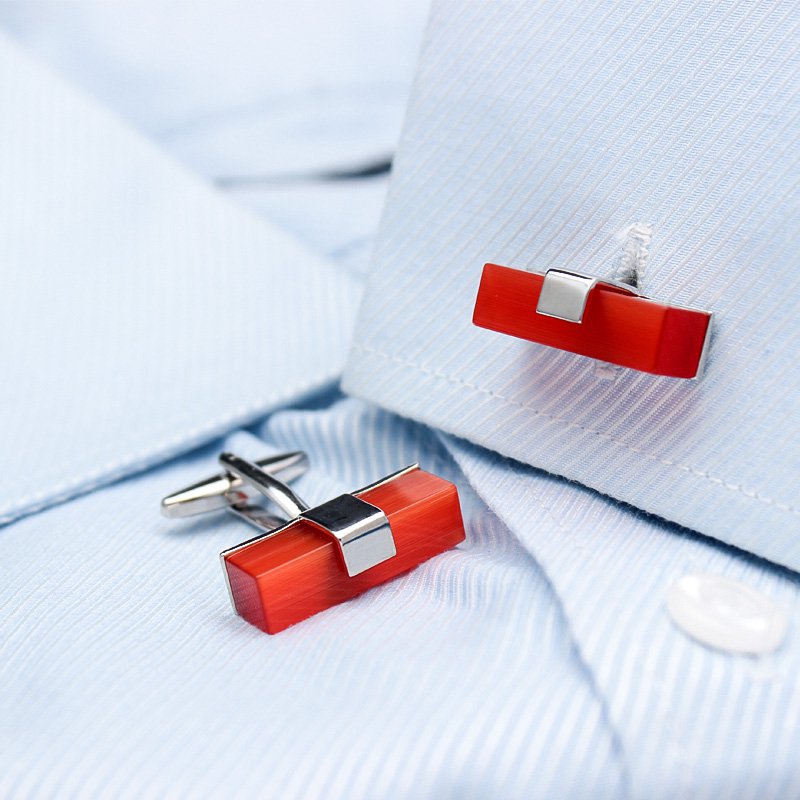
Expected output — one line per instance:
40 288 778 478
352 344 800 518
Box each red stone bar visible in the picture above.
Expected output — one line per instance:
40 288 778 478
223 468 465 633
473 263 711 379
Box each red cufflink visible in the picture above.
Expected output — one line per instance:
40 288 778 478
162 452 465 633
473 264 712 379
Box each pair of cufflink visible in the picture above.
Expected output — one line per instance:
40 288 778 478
162 262 712 634
162 452 465 634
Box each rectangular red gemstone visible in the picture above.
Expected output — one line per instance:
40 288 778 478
223 468 465 633
473 263 711 378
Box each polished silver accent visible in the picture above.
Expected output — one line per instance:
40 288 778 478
302 494 395 577
536 268 641 323
160 451 308 518
537 270 597 323
693 312 714 381
219 452 308 519
162 453 413 610
535 268 712 378
227 503 286 534
219 451 398 577
217 462 420 562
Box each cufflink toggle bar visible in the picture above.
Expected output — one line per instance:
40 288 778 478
473 264 712 379
161 452 465 633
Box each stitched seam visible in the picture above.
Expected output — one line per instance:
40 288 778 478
352 344 800 518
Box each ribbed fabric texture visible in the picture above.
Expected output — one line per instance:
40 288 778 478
2 397 799 798
0 33 362 525
344 0 800 570
2 6 800 797
0 1 428 265
445 435 800 800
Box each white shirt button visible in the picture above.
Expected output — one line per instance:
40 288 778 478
666 573 788 655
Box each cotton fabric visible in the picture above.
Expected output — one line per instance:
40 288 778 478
345 0 800 570
1 4 799 798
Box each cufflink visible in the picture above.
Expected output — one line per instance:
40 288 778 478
161 452 465 633
472 264 712 379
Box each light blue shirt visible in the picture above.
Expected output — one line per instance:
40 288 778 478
1 4 799 799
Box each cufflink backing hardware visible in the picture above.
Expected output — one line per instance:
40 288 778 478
473 264 712 379
161 452 465 633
